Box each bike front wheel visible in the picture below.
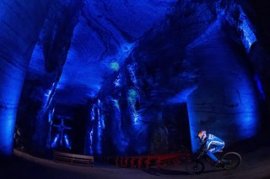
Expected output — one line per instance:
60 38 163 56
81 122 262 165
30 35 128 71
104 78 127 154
185 160 205 175
221 152 242 170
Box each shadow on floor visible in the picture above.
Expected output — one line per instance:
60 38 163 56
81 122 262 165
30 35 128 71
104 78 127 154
142 166 223 176
143 168 189 176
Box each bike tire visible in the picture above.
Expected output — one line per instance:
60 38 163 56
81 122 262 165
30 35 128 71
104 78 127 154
221 152 242 170
185 160 205 175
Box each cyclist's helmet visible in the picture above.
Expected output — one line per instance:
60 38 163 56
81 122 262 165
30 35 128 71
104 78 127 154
198 130 207 141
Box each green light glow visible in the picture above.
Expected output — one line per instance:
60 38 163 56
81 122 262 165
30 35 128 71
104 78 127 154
110 62 120 71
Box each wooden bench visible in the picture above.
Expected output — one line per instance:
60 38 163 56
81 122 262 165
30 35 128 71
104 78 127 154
53 151 94 167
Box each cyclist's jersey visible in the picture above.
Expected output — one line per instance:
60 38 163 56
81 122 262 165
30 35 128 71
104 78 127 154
205 134 225 151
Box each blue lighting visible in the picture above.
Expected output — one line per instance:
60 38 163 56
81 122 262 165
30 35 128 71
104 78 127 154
96 99 105 155
105 43 135 72
110 98 129 154
85 104 96 155
1 0 263 158
187 15 223 50
64 134 72 150
236 79 259 139
51 134 60 148
113 74 121 87
33 82 58 152
127 89 138 105
87 129 94 155
50 133 72 150
91 105 96 121
0 64 26 155
188 78 259 153
28 42 46 74
43 82 57 110
127 63 138 85
254 75 266 100
50 0 173 105
127 88 140 125
238 8 257 52
119 43 135 62
55 42 135 104
112 98 120 111
48 108 55 123
187 101 200 153
0 110 17 155
50 117 72 150
186 21 259 152
130 109 142 126
167 86 197 104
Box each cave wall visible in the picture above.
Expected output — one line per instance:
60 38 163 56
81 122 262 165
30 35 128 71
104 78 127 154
0 0 52 156
83 0 219 155
83 0 266 156
7 0 270 157
15 0 83 156
186 17 261 152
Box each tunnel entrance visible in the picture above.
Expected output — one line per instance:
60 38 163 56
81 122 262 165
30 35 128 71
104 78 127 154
162 103 191 152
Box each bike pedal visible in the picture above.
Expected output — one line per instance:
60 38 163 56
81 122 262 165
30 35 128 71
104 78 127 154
215 161 224 168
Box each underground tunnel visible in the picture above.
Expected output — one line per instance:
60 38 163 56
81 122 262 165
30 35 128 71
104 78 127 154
1 0 270 178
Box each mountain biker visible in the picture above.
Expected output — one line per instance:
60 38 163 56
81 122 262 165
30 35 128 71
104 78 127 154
197 130 225 166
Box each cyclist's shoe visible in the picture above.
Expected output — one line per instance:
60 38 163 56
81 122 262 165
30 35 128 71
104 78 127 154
215 160 224 168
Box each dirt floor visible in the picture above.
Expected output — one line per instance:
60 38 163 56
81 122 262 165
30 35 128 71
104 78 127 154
1 147 270 179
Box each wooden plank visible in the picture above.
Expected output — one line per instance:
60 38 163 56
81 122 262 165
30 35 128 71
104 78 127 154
53 151 94 166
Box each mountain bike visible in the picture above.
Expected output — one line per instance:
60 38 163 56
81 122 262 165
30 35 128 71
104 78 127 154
185 147 242 174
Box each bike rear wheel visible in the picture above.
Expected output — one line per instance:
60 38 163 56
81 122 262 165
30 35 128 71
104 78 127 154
221 152 242 170
185 160 205 175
